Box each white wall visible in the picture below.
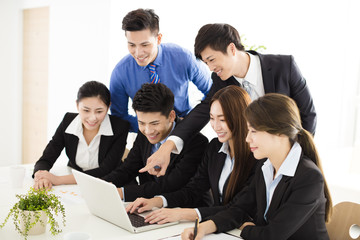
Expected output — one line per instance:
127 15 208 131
0 0 23 166
48 0 111 137
1 0 360 188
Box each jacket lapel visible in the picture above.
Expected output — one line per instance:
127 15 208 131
65 134 79 163
257 171 268 224
143 140 153 165
98 135 110 163
248 50 275 93
212 152 227 205
265 176 292 220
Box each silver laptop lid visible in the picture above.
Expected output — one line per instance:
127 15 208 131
72 169 135 232
72 169 178 233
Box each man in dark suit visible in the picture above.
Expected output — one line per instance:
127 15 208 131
141 23 317 177
103 83 208 202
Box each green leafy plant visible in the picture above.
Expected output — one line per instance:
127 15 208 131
241 34 267 52
0 187 66 240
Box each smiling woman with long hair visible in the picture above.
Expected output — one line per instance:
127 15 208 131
182 93 332 240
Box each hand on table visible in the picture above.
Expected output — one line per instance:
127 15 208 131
240 221 255 230
181 220 217 240
33 177 53 190
34 170 60 188
182 226 201 240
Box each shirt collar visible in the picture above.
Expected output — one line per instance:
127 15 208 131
218 141 231 156
261 159 274 182
152 44 163 66
65 114 113 137
275 141 302 178
234 52 259 86
65 114 82 136
262 142 302 180
98 114 114 136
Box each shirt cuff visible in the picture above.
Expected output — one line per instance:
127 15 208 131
195 208 202 222
168 136 184 154
155 195 167 207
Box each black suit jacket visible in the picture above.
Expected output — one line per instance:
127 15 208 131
171 51 316 142
33 112 129 178
102 119 209 202
163 138 256 217
210 155 329 240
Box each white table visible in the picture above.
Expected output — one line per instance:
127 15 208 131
0 165 196 240
0 165 241 240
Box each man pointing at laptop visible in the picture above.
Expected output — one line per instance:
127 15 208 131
103 83 208 203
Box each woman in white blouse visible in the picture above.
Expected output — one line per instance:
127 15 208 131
33 81 129 190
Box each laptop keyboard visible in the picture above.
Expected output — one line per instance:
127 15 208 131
128 213 151 228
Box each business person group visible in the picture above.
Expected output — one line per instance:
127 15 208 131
33 7 332 240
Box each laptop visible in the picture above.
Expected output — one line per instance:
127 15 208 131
72 169 178 233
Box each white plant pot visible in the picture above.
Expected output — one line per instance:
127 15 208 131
20 210 47 235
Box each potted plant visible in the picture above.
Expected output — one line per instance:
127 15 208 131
0 187 66 240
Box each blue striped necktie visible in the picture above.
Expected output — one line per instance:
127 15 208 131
148 64 160 84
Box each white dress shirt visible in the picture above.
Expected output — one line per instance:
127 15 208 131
262 142 302 220
234 52 265 101
65 114 113 171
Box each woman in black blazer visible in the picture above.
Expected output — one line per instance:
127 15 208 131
33 81 129 190
126 86 257 224
182 93 332 240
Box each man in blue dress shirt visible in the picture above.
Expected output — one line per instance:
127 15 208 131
109 8 212 132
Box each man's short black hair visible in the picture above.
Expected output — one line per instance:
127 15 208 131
122 8 159 36
194 23 245 60
132 83 174 116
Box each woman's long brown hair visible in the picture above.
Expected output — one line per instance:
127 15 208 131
244 93 332 222
210 85 255 204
